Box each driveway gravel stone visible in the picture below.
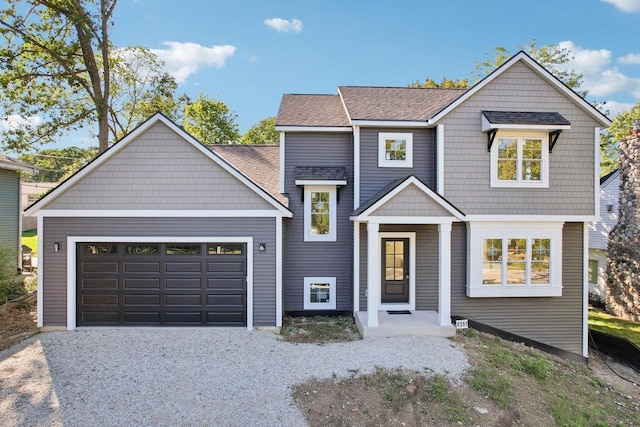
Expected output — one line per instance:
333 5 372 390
0 328 468 426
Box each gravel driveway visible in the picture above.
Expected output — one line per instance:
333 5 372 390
0 328 468 426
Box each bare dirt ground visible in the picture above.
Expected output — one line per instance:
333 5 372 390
0 303 38 352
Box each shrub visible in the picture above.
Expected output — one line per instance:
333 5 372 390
0 245 24 303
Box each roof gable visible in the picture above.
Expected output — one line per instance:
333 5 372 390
430 51 611 128
26 114 292 217
0 154 35 172
352 176 465 221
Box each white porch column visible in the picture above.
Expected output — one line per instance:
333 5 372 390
438 223 452 326
366 222 380 327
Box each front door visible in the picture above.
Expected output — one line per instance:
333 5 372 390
381 238 409 303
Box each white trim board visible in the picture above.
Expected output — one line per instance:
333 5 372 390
25 113 292 218
34 210 286 218
378 232 416 311
66 236 254 331
275 126 352 132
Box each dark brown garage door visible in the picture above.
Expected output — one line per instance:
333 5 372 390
77 242 247 326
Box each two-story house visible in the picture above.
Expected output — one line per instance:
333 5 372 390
26 51 610 359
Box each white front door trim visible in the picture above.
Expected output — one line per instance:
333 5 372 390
67 236 254 331
379 232 416 311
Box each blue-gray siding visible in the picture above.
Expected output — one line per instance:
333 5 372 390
283 132 353 311
450 221 584 354
359 128 436 206
0 169 20 271
440 61 599 215
42 217 277 326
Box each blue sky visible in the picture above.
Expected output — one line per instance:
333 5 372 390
18 0 640 147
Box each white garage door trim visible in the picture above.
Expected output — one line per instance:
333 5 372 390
67 236 254 331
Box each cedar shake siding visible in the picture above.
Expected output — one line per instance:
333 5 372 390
440 61 599 216
45 121 274 211
283 132 353 311
41 217 277 326
359 127 436 206
450 222 585 354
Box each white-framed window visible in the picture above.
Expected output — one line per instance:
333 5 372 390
304 277 336 309
378 132 413 168
588 259 599 285
304 185 337 242
490 131 549 188
467 222 563 297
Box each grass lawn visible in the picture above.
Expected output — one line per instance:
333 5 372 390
589 308 640 346
21 230 38 256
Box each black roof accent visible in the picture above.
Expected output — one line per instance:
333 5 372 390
351 175 465 218
295 166 347 181
482 111 570 126
600 169 619 186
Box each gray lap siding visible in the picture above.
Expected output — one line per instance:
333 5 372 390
42 217 277 326
283 132 353 311
0 169 20 270
450 222 584 354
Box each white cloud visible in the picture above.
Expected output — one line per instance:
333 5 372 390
0 115 43 131
602 0 640 12
619 53 640 65
601 100 636 118
151 42 236 84
264 18 303 34
557 41 640 98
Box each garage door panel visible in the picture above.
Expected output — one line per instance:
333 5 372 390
82 262 118 274
81 278 119 289
124 262 160 273
166 262 201 273
124 278 160 289
77 242 247 326
123 294 160 305
165 294 202 306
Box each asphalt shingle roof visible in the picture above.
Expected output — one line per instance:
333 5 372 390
0 154 35 171
275 94 351 127
482 111 571 126
208 145 288 207
294 166 347 181
338 86 466 122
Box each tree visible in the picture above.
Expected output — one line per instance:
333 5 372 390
108 46 187 140
409 77 469 89
474 41 587 97
240 117 279 144
0 0 117 153
182 93 240 144
600 102 640 175
19 146 97 182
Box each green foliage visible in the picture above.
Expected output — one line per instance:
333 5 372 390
21 230 38 256
600 102 640 174
474 41 587 97
19 146 97 182
182 93 240 144
589 308 640 346
409 76 470 89
0 245 24 302
466 365 514 409
0 0 118 153
240 117 279 145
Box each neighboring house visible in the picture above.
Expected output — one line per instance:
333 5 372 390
22 181 58 231
25 51 610 359
0 155 36 272
588 170 619 303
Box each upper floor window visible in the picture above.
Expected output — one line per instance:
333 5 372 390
304 185 337 242
378 132 413 168
490 132 549 188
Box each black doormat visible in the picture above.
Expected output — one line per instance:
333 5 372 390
387 310 412 315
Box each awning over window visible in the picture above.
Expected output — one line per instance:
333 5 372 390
481 111 571 152
294 166 347 186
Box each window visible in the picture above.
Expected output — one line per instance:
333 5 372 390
208 244 243 255
491 132 549 188
166 244 201 255
304 185 337 242
126 244 159 255
304 277 336 309
378 132 413 168
588 260 599 284
469 222 562 297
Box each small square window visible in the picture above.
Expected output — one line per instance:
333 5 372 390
304 277 336 309
378 132 413 168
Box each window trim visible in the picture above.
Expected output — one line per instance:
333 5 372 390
303 185 337 242
490 131 549 188
378 132 413 168
304 277 336 310
467 222 563 297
